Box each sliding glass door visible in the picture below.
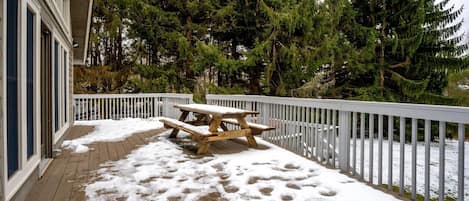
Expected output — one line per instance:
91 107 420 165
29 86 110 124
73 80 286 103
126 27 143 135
6 0 19 178
41 23 53 160
27 8 35 159
54 41 59 132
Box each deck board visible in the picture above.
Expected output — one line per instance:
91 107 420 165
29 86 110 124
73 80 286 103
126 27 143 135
25 126 164 201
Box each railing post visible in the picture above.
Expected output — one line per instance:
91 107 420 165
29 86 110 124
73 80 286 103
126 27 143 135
153 96 157 117
338 111 351 173
162 97 168 117
262 102 269 125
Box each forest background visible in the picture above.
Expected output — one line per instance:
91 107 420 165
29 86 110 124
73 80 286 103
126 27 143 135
75 0 469 106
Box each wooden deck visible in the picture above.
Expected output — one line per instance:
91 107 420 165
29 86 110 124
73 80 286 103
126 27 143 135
25 125 165 201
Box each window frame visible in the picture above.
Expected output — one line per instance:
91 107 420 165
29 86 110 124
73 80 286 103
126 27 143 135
2 0 42 200
52 34 71 144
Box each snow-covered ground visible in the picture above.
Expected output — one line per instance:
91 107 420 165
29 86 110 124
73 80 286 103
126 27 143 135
62 118 163 153
84 128 401 201
350 139 469 199
66 118 466 200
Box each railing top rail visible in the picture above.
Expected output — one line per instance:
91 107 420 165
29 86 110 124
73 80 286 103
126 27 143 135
206 94 469 123
74 93 193 99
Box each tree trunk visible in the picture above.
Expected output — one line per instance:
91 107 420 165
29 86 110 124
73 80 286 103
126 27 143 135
248 70 261 94
116 23 123 70
380 0 387 97
184 15 195 86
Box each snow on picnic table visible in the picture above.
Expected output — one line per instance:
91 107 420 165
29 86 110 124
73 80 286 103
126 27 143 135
62 118 163 153
177 104 253 114
83 120 401 201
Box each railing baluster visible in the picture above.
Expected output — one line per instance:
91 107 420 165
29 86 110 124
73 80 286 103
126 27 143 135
439 121 445 201
388 115 393 191
352 112 358 175
378 114 383 185
274 104 282 145
304 107 309 156
332 110 337 168
295 105 300 153
360 113 365 178
326 109 331 165
399 116 405 195
308 108 312 157
411 118 417 200
300 106 304 154
290 105 294 151
119 97 122 119
281 104 286 148
301 106 305 156
424 119 431 201
458 123 465 201
369 113 374 183
315 108 320 159
86 98 89 120
320 108 326 162
76 99 80 120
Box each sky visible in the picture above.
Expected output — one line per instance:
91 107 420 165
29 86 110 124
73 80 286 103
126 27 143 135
451 0 469 45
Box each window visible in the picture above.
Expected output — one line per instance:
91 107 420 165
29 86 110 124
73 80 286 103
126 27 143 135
54 41 59 132
6 0 19 177
64 51 67 123
27 8 35 158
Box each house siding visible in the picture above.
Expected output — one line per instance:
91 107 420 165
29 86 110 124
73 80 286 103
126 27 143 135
0 0 90 200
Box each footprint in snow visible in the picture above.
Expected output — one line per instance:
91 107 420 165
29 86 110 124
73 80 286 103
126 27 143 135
286 183 301 190
281 194 294 201
318 187 337 197
211 163 225 172
223 185 239 193
252 162 272 165
284 163 300 170
218 173 230 180
259 187 274 196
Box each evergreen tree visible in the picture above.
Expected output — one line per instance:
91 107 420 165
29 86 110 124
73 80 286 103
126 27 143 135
349 0 468 103
408 0 469 104
83 0 469 106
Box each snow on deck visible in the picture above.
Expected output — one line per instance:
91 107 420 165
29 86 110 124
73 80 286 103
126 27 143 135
62 118 163 153
84 130 401 200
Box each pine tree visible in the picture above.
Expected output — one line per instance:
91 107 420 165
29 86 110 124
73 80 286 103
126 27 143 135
407 0 469 104
349 0 468 103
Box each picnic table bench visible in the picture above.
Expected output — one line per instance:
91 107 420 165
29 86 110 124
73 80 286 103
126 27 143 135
159 104 274 154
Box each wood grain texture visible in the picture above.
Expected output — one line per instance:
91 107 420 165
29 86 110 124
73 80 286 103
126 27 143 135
24 126 164 201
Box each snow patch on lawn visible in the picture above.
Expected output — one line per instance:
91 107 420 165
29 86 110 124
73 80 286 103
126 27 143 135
85 130 401 201
62 118 163 153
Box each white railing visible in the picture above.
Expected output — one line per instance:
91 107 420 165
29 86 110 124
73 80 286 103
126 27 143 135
73 93 192 120
73 93 468 200
206 94 468 201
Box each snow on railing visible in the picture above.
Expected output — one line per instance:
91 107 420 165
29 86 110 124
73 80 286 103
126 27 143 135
206 94 468 201
73 93 468 200
73 93 192 120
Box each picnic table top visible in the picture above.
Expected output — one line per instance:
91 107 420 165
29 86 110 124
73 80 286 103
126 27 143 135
174 104 258 117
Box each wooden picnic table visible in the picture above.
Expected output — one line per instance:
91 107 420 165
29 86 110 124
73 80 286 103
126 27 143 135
160 104 274 154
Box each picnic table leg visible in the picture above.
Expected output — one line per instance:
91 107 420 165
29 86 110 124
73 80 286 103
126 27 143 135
169 111 189 138
208 117 222 133
237 117 257 147
197 142 211 155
